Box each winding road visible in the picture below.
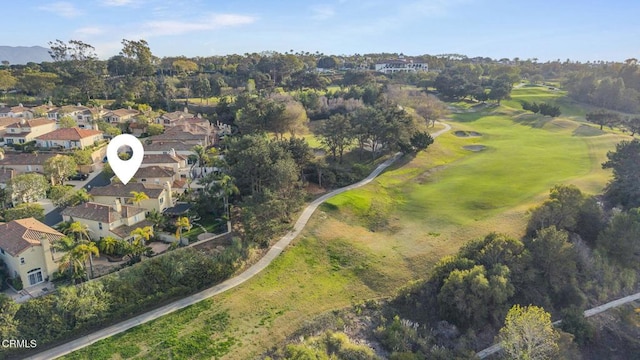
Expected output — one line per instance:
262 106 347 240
25 123 452 360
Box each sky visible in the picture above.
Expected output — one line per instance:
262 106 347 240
5 0 640 62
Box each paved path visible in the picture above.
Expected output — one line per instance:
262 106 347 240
476 291 640 359
25 123 452 360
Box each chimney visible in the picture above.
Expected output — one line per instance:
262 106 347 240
114 199 122 213
18 103 23 107
48 100 53 106
128 106 132 110
77 102 82 107
20 118 26 125
183 107 188 113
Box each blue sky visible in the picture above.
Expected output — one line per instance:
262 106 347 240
6 0 639 62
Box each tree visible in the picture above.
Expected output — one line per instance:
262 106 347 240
586 109 620 130
119 39 156 77
498 305 560 360
409 131 434 152
55 282 110 329
175 216 191 241
0 69 17 93
147 123 164 136
0 294 19 339
72 148 93 166
130 225 153 246
8 173 50 203
597 208 640 269
130 191 149 206
602 139 640 208
489 74 514 104
72 241 99 280
538 103 561 117
3 203 44 221
44 155 77 185
319 114 353 163
215 174 239 219
49 185 75 207
17 70 59 97
53 236 87 283
620 116 640 136
97 236 118 255
58 115 78 129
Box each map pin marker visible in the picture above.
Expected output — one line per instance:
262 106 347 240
106 134 144 185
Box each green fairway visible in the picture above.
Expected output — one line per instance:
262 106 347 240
61 97 629 360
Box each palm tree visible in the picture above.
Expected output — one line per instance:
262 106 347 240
53 236 86 282
73 242 99 280
65 221 91 243
130 191 149 206
216 175 239 219
175 216 191 242
130 226 153 246
191 144 207 178
98 236 118 255
146 209 166 230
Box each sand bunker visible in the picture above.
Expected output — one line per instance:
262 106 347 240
463 145 487 152
454 131 482 137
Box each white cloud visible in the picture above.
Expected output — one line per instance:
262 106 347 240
311 5 335 20
74 27 106 36
101 0 137 5
142 13 257 37
37 1 83 18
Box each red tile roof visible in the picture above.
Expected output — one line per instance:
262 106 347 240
0 218 64 256
5 117 55 129
36 127 103 141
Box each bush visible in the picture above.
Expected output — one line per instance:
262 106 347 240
11 277 23 290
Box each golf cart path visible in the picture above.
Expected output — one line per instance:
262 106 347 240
25 123 452 360
476 290 640 358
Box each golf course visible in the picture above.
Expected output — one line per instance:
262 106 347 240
60 85 630 359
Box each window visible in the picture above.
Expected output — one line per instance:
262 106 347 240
27 268 43 286
159 197 164 204
98 222 103 230
20 258 25 265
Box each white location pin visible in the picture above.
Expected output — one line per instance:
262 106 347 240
106 134 144 185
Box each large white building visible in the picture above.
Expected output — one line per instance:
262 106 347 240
375 57 428 74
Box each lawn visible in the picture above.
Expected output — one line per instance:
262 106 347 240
62 96 630 359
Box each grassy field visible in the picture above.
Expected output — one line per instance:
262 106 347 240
62 87 630 359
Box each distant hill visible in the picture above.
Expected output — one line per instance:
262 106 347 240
0 46 51 65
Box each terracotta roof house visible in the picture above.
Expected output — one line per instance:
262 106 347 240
143 140 196 156
104 108 140 124
28 103 58 118
0 104 34 119
35 127 103 149
61 200 151 241
0 117 21 139
142 153 188 176
89 181 173 212
132 166 187 192
0 152 56 175
4 118 57 145
0 218 65 288
156 108 193 126
146 123 213 146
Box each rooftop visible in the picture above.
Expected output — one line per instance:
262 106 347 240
36 127 103 141
61 202 145 224
0 218 64 257
89 182 166 198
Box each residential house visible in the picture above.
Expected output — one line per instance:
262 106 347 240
28 103 57 118
47 104 107 128
0 104 34 119
103 108 140 124
128 122 148 137
35 127 103 149
133 166 187 193
374 56 428 74
146 122 213 147
4 118 57 145
90 181 173 213
0 218 65 288
0 117 21 139
142 153 189 177
0 153 56 175
156 108 193 126
61 200 151 241
143 140 196 157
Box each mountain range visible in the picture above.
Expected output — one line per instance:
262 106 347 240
0 46 51 65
